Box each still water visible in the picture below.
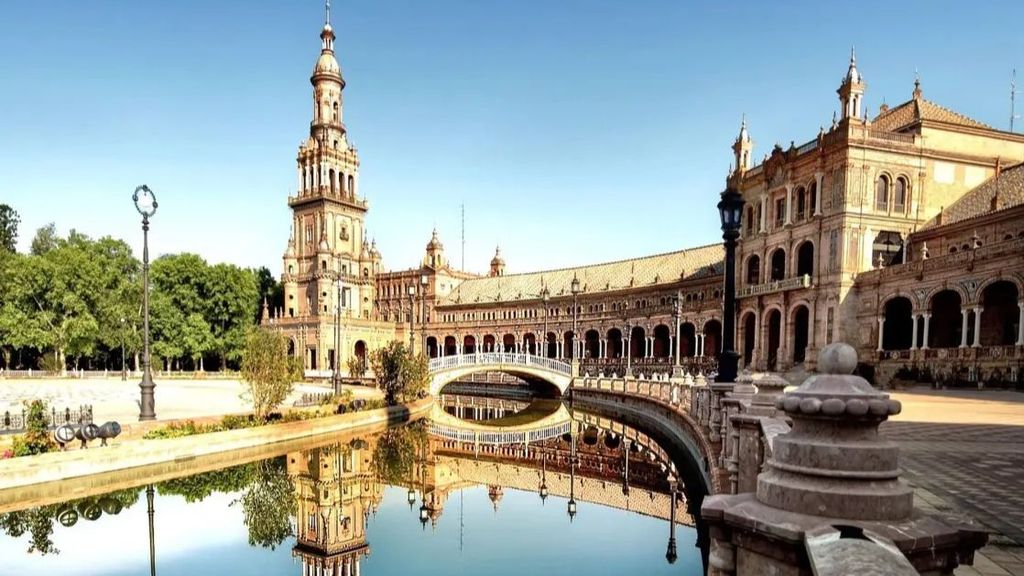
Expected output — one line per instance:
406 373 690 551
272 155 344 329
0 396 707 576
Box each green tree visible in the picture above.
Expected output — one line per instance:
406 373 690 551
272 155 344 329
206 263 259 368
368 341 430 405
0 204 19 254
158 463 256 503
11 399 57 456
371 424 426 486
255 266 283 322
240 327 296 419
237 459 294 550
29 223 58 256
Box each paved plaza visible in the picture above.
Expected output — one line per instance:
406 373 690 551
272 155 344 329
0 376 380 425
883 389 1024 576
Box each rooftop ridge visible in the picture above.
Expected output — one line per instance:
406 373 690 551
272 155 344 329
475 242 724 281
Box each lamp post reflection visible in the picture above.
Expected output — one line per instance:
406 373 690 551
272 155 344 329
146 484 156 576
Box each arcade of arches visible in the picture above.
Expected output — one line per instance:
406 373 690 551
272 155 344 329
878 281 1024 352
423 320 723 364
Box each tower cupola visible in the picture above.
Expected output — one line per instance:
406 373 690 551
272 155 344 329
837 46 866 121
489 246 506 277
731 115 753 174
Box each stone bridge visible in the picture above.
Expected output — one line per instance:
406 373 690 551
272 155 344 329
427 353 573 396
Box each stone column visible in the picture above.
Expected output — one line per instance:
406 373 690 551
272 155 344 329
758 195 767 233
876 317 885 352
1018 301 1024 346
813 172 823 216
960 310 970 348
972 306 983 347
922 313 931 350
910 313 919 350
784 183 793 226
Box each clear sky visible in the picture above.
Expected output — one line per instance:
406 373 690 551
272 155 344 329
1 1 1021 276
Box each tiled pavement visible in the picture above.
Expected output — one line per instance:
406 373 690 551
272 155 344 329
881 393 1024 576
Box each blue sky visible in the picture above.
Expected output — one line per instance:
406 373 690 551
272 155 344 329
1 1 1021 275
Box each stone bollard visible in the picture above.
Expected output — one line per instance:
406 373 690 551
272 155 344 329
701 342 989 576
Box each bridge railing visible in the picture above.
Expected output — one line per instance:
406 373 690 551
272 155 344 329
428 420 571 446
428 353 573 376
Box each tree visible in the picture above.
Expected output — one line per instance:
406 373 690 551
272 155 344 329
347 353 367 378
29 223 58 256
206 263 259 369
371 423 426 486
255 266 283 322
240 327 296 419
368 341 429 405
0 204 19 254
237 459 294 550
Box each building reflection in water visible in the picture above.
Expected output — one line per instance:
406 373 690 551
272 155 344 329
287 439 381 576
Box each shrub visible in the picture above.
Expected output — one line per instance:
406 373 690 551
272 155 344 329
240 328 296 419
12 400 56 456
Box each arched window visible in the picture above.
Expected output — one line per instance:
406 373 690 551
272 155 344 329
329 169 336 194
894 177 908 212
795 186 806 220
745 255 760 285
347 175 355 196
332 101 339 121
746 206 755 235
809 181 818 215
875 175 890 211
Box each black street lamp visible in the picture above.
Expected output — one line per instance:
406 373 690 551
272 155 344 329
665 479 678 565
407 284 417 353
567 421 577 521
570 274 580 360
120 316 127 382
133 185 158 421
539 453 548 504
420 274 428 354
717 185 745 383
540 286 550 358
146 484 156 576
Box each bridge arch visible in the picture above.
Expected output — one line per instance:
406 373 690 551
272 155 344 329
428 353 573 397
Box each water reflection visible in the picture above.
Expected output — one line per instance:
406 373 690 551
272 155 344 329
0 401 707 575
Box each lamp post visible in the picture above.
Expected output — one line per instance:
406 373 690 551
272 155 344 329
408 285 416 353
120 316 127 381
420 274 428 355
665 478 678 565
570 274 580 361
540 286 550 358
717 185 745 383
672 293 682 376
133 185 158 421
146 484 156 576
567 420 577 521
539 453 548 504
333 273 343 396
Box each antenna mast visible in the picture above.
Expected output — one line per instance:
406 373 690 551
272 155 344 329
1011 69 1020 133
461 203 466 271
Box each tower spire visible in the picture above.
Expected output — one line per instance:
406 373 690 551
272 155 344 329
326 0 331 25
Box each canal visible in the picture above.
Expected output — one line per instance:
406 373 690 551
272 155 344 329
0 395 708 575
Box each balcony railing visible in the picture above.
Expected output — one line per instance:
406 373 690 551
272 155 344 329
738 274 811 298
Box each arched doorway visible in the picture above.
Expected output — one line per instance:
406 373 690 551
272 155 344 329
741 312 756 367
796 241 814 277
444 336 458 356
354 340 367 361
882 297 913 350
545 332 557 358
766 309 782 371
502 334 516 353
463 335 477 354
653 325 671 358
523 333 537 355
426 336 439 358
629 326 646 359
770 249 786 281
584 330 600 359
703 320 722 357
483 334 496 353
791 306 809 363
929 290 962 348
680 323 696 357
980 281 1020 346
746 255 760 285
287 339 296 357
606 328 623 358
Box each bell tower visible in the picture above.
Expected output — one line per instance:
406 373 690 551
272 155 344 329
732 115 753 175
283 0 377 321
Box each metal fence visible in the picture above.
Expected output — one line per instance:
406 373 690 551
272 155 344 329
1 405 94 433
